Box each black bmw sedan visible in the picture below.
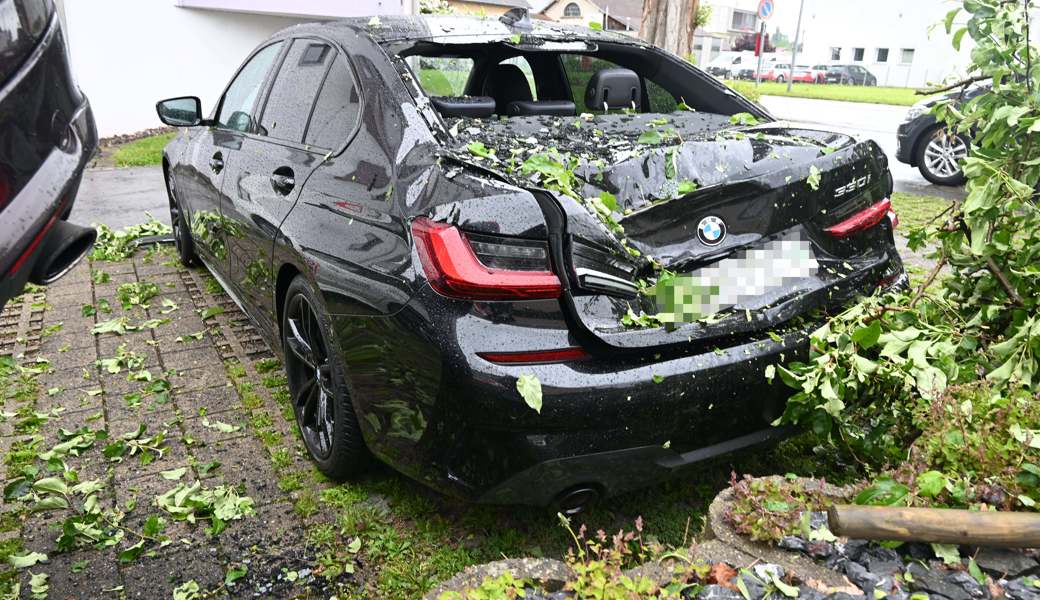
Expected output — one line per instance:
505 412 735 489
0 0 97 310
157 12 905 510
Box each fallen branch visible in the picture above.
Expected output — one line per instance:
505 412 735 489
829 504 1040 547
916 74 991 95
986 256 1026 306
910 256 947 307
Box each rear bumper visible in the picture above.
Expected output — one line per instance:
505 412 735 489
0 99 97 306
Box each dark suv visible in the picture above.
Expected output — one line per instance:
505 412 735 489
0 0 98 310
824 65 877 86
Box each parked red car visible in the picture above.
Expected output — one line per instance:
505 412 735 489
768 65 822 84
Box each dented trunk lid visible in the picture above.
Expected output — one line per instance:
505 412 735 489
450 114 899 352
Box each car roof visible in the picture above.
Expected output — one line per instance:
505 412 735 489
274 14 645 47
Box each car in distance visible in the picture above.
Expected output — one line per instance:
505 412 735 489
824 65 877 86
0 0 98 310
895 85 988 185
768 65 821 84
157 11 905 511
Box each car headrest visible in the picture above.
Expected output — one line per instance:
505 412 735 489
430 96 495 118
506 100 577 117
585 68 641 110
483 64 534 113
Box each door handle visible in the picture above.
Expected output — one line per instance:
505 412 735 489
270 168 295 196
209 152 224 174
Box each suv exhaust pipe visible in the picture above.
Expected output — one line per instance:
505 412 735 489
29 220 96 285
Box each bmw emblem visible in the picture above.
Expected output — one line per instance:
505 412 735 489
697 216 727 246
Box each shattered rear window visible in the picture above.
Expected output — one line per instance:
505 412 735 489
415 57 474 96
562 55 677 114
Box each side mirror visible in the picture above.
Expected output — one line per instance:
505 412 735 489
156 96 203 127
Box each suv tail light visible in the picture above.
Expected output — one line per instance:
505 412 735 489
824 198 894 238
411 218 562 300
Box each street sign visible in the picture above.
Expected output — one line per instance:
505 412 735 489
758 0 774 21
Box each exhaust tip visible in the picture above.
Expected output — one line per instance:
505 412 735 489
554 485 601 516
29 220 96 285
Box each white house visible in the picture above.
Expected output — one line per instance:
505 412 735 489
56 0 417 136
691 0 760 66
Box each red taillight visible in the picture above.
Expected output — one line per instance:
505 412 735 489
478 347 590 364
411 218 562 300
824 198 893 238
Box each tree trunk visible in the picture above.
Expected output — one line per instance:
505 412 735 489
640 0 699 59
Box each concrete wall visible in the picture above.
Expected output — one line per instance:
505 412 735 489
57 0 410 136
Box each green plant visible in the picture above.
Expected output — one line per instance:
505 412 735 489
771 0 1040 507
91 219 171 261
724 475 843 543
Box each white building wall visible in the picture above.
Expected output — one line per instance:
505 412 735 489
797 0 973 88
57 0 410 136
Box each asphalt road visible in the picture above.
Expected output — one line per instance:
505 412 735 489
70 96 964 229
759 95 967 201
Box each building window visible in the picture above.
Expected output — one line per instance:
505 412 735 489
852 47 864 61
563 2 581 17
901 48 915 64
730 10 756 31
830 47 841 60
875 48 889 63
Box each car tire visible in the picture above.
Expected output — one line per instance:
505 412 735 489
776 75 785 83
282 275 368 480
916 127 968 186
166 173 199 267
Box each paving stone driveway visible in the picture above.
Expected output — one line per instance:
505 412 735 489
1 247 361 599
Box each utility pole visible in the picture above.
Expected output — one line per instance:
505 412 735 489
754 21 766 86
786 0 806 92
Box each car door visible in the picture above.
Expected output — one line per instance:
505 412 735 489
220 38 337 336
179 41 283 265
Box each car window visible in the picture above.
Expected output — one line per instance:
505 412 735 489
304 54 361 151
218 42 284 133
259 39 335 143
416 57 474 96
561 54 677 113
498 56 538 99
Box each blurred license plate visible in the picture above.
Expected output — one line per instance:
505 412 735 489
656 234 818 323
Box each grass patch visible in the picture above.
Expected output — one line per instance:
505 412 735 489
112 132 176 167
891 192 951 232
728 81 927 106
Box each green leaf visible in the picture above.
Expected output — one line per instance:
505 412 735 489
968 558 986 585
953 27 968 51
202 418 241 433
347 537 362 553
33 477 69 496
807 164 822 191
117 540 146 563
771 573 799 598
9 551 47 569
598 191 617 213
855 476 909 506
916 470 947 498
160 467 187 480
637 130 662 145
852 320 882 349
931 543 960 566
516 374 543 414
225 565 248 585
199 306 224 321
173 580 201 600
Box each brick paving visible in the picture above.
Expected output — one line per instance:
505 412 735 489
1 248 359 599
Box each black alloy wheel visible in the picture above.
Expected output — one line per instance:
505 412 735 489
166 173 198 267
282 276 367 478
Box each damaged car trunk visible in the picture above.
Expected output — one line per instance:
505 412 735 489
388 29 903 357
